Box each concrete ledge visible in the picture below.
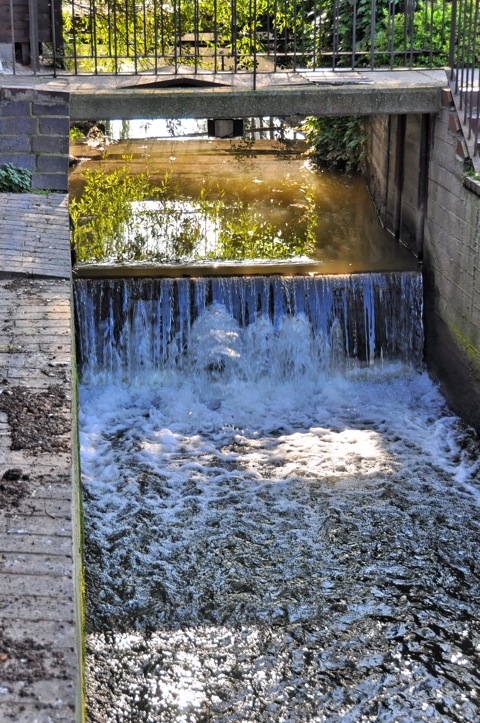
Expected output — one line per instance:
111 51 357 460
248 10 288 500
463 174 480 197
1 69 447 120
0 194 83 721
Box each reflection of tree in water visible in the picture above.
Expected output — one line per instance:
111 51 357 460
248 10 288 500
69 164 320 263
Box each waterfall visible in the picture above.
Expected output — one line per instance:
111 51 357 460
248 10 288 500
78 269 480 722
74 272 423 381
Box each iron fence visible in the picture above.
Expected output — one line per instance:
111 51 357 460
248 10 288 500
449 0 480 158
0 0 465 76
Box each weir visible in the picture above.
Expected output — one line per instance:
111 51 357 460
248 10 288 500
74 272 423 381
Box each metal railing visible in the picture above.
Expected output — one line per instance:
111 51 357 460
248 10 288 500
449 0 480 158
1 0 459 77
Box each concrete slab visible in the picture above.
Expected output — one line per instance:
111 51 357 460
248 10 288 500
0 68 448 119
0 194 82 721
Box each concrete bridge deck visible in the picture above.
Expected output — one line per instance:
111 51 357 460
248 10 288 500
0 193 81 721
0 68 448 119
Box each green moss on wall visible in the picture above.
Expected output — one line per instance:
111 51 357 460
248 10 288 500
448 320 480 373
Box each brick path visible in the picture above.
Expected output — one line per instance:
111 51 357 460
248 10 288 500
0 193 81 721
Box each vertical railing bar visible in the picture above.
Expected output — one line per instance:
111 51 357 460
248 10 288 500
390 0 396 69
178 0 182 61
452 0 459 89
266 0 271 58
153 0 158 73
465 0 473 128
468 0 479 138
253 0 257 87
194 0 198 73
233 0 238 72
71 0 78 74
332 0 339 70
352 0 357 69
50 0 57 77
463 0 472 124
145 0 149 59
28 0 40 74
318 0 323 65
409 0 414 68
459 0 468 110
126 0 130 58
114 0 119 73
440 0 446 49
429 0 434 67
284 0 288 70
107 0 112 58
92 0 98 73
160 0 165 57
8 0 16 75
370 0 376 70
301 0 305 55
293 0 298 70
174 0 179 73
273 0 278 71
214 0 218 72
133 0 138 73
312 0 317 69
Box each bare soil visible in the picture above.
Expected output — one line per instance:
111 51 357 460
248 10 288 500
0 385 71 454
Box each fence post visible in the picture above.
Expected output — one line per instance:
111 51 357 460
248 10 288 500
449 0 457 80
28 0 39 73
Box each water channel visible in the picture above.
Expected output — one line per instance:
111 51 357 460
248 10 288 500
72 126 480 722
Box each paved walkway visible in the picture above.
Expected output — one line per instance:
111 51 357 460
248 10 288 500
0 194 80 721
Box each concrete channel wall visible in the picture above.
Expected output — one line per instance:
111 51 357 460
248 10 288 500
366 96 480 432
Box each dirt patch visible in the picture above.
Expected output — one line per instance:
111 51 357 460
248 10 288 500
0 631 49 683
0 628 66 685
0 468 30 510
0 385 70 454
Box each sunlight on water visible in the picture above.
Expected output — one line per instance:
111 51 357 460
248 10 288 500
69 136 417 270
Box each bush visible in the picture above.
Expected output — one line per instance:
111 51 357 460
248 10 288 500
0 164 32 193
303 116 366 173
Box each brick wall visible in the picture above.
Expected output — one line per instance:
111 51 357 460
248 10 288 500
366 106 480 431
0 86 70 191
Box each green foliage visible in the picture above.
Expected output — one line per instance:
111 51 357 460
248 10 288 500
70 126 85 141
465 168 480 182
70 166 161 260
374 1 452 67
212 203 315 260
303 116 365 173
70 163 319 263
0 164 32 193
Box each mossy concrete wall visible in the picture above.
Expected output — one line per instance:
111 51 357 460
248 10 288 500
366 98 480 431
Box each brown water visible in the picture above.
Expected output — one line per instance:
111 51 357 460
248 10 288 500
69 138 418 273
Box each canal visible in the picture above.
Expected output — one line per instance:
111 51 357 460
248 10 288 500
71 125 480 721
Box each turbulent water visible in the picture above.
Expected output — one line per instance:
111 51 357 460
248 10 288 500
77 274 480 722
